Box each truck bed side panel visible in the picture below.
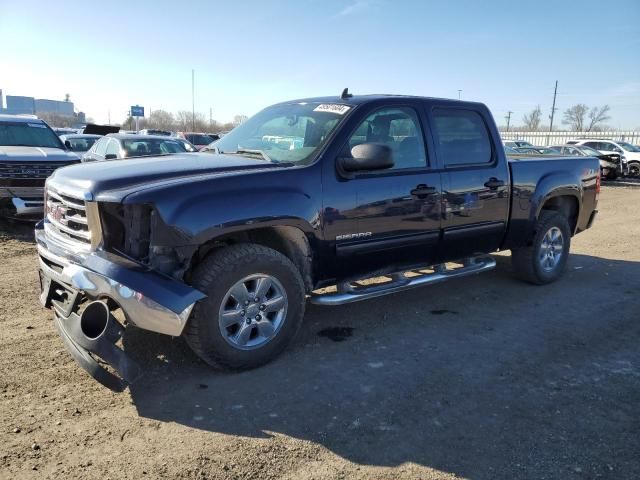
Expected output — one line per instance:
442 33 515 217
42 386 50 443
502 157 599 250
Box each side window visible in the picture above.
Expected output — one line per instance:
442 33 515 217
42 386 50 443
432 108 493 166
347 107 427 170
105 139 120 157
94 138 108 157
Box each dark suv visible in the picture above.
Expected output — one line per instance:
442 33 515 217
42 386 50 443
0 115 80 218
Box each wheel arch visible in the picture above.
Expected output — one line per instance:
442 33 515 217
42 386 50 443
186 225 315 293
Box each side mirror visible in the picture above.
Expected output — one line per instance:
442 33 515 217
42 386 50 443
64 140 72 150
340 143 394 172
105 154 117 160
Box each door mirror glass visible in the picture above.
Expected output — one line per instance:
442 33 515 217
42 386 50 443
341 143 394 172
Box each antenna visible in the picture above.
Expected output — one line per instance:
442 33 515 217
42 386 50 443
341 88 353 99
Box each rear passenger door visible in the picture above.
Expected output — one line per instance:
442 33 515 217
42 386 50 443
429 106 510 260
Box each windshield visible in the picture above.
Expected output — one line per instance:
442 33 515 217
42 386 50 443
0 121 64 148
617 141 640 152
66 137 99 152
122 138 189 157
186 133 214 145
578 145 601 156
214 102 350 164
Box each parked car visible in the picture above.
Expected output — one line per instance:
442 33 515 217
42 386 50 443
36 94 599 390
138 129 173 137
59 134 102 154
503 140 535 149
53 127 78 136
0 115 80 218
81 134 198 162
548 144 624 180
177 132 220 150
513 146 557 155
567 139 639 177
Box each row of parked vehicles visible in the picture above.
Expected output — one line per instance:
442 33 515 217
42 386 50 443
503 139 640 180
0 116 225 217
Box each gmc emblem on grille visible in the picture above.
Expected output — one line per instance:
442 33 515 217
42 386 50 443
47 203 67 223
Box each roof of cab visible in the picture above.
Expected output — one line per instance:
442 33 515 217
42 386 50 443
0 114 44 123
273 94 485 108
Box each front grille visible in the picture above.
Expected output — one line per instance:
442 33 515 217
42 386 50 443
45 188 91 246
0 161 79 180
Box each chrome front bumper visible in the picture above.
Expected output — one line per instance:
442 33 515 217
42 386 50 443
36 224 204 336
35 222 206 389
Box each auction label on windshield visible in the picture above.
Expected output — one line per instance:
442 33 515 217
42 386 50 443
314 104 351 115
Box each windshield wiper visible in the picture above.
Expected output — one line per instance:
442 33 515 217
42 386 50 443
231 148 272 162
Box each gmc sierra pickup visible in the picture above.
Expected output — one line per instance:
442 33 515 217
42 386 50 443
1 115 80 218
36 93 599 390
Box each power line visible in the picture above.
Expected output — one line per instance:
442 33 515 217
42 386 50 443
549 80 558 131
505 111 513 132
191 69 195 131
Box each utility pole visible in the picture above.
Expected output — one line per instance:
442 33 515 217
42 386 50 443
505 111 513 132
549 80 558 132
209 107 212 129
108 110 111 125
457 89 462 100
191 69 195 131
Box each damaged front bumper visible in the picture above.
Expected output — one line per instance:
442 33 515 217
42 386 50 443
35 222 205 390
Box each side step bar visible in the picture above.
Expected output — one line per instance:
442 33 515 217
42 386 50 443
310 255 496 306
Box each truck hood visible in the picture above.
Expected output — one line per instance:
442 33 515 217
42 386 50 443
0 146 80 162
46 153 284 202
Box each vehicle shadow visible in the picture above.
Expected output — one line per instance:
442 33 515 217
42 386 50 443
0 217 37 243
126 253 640 478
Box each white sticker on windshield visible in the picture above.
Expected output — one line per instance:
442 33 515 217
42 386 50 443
27 123 46 128
313 104 351 115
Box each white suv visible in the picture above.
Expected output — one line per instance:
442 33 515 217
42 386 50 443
568 139 640 176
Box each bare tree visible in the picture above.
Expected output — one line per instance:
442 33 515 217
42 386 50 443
562 104 589 131
586 105 611 132
522 106 542 131
147 109 175 130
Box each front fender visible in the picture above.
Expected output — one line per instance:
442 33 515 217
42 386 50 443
122 166 322 247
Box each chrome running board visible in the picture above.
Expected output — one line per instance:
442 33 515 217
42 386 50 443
310 255 496 306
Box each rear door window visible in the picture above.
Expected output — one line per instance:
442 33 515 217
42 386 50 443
432 109 493 166
94 138 108 157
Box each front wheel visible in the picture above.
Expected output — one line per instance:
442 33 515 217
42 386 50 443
184 244 306 370
511 210 571 285
628 162 640 177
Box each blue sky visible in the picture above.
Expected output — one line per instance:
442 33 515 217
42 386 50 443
1 0 639 128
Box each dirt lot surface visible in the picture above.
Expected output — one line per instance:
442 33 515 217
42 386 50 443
1 183 639 480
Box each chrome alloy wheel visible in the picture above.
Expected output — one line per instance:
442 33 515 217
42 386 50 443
218 274 288 350
539 226 564 272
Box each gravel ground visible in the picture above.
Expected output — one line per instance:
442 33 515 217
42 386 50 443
1 184 639 480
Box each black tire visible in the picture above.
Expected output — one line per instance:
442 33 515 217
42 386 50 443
628 162 640 177
183 243 306 370
511 210 571 285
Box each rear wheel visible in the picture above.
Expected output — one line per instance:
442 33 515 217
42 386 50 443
628 162 640 177
511 210 571 285
184 244 306 370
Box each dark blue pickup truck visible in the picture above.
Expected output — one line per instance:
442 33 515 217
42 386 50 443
36 92 599 390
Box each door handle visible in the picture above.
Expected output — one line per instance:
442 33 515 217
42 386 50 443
410 184 437 198
484 177 505 190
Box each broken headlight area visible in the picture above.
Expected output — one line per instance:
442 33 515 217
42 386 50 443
99 203 190 279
